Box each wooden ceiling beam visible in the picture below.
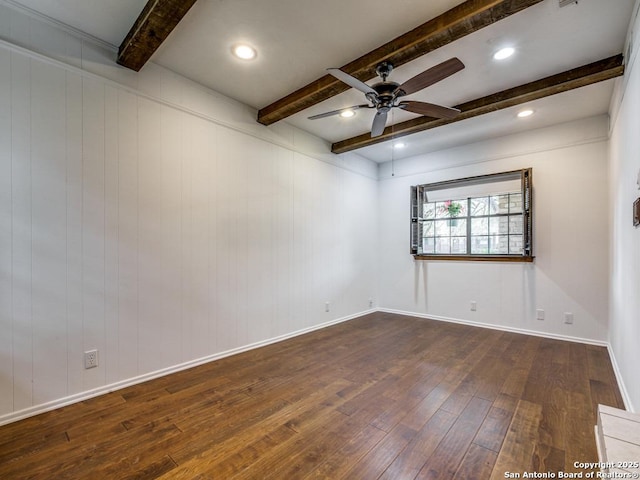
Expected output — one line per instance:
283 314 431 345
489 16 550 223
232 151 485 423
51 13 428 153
117 0 199 72
331 54 624 154
257 0 545 126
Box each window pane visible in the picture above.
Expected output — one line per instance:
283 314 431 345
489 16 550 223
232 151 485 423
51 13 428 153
509 235 523 254
489 235 509 254
470 197 488 216
435 202 448 218
471 218 488 235
423 220 434 236
435 219 450 236
451 237 467 254
423 237 435 253
450 218 466 236
471 236 488 254
509 215 523 235
491 195 509 214
489 216 509 235
509 193 523 213
424 203 436 219
435 237 451 254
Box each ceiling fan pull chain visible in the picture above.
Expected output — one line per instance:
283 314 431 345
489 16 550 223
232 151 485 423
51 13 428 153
391 110 395 177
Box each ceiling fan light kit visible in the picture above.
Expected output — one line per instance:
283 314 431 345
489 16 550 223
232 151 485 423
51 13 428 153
308 57 465 138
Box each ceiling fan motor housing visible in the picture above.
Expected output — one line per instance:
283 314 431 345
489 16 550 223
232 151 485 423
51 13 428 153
371 82 401 112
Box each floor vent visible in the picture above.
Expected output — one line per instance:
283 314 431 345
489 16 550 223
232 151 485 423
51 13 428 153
559 0 578 7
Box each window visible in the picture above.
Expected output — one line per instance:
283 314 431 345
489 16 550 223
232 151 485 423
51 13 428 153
411 169 533 261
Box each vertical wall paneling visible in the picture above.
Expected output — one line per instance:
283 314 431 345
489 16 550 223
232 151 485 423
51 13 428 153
205 121 218 355
189 116 213 359
309 159 333 327
137 97 163 374
342 170 362 314
292 153 309 329
30 60 68 404
235 132 250 348
103 85 119 385
65 70 83 395
159 105 183 367
10 52 33 411
215 128 237 352
246 137 274 344
272 146 294 337
0 48 13 413
81 76 106 391
0 35 379 421
334 169 347 317
117 90 139 380
180 113 194 360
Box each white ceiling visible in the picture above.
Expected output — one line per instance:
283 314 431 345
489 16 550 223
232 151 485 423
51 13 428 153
8 0 636 163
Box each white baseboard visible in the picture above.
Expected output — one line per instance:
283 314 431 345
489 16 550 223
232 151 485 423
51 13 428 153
606 344 634 412
0 308 377 427
378 307 609 346
379 307 634 411
2 307 632 426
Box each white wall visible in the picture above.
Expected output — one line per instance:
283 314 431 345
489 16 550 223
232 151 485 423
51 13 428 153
608 0 640 412
0 0 635 423
0 4 378 423
378 116 611 344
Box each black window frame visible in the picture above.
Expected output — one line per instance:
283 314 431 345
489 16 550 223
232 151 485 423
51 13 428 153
410 168 533 262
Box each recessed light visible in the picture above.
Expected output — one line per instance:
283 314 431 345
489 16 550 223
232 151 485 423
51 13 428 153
493 47 515 60
232 44 257 60
393 142 406 149
517 109 534 118
339 110 355 118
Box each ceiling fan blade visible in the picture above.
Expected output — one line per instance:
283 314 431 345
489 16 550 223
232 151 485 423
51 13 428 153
307 104 372 120
371 111 387 137
396 57 465 97
399 101 460 119
327 68 377 95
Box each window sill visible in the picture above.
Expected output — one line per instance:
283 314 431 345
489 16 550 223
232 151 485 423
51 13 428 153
413 254 535 263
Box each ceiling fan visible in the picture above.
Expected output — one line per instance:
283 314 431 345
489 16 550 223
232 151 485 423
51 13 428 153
308 57 465 137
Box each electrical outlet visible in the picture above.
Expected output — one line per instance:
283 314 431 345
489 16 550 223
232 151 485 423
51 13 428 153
564 312 574 324
368 298 373 308
84 349 98 369
325 302 330 312
536 309 545 321
470 301 477 311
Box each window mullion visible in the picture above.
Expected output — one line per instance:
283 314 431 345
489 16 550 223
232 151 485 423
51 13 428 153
466 197 471 254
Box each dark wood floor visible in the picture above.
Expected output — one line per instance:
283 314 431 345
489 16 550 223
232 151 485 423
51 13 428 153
0 312 625 479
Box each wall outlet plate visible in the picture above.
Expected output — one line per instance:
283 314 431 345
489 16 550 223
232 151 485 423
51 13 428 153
84 349 98 369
